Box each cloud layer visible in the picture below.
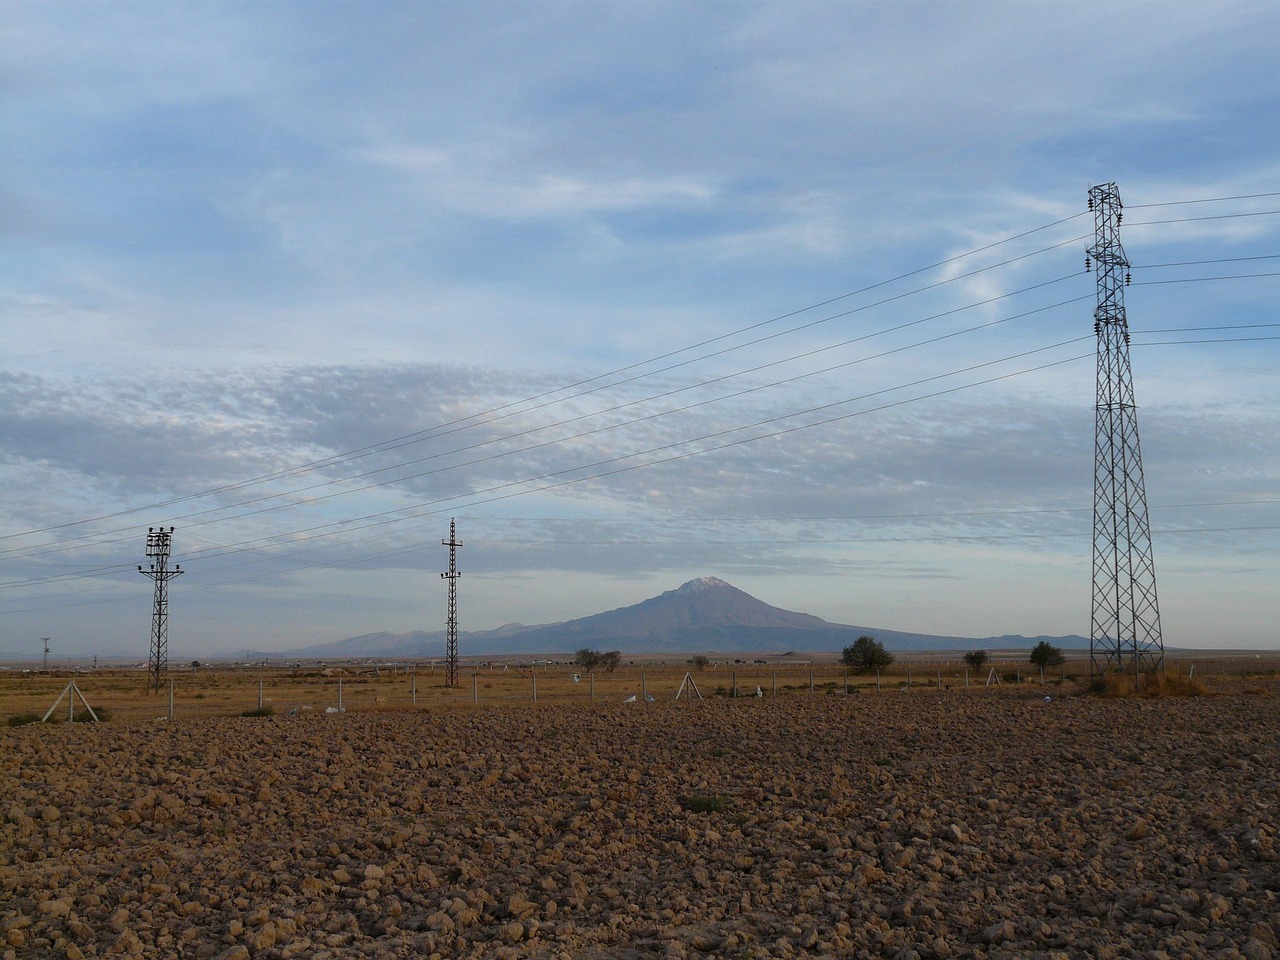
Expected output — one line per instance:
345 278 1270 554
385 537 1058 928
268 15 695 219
2 2 1278 654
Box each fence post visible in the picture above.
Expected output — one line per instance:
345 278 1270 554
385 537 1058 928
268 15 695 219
772 671 777 697
876 669 881 693
844 669 848 695
532 673 537 703
472 673 478 705
338 678 344 711
642 671 648 704
809 669 814 695
168 679 175 720
732 670 737 699
258 675 264 711
411 673 417 705
590 671 595 702
907 667 912 690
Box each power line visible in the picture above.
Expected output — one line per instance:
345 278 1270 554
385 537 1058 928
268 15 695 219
3 339 1100 589
1133 271 1280 285
0 275 1089 563
1126 192 1280 208
11 201 1276 559
1128 209 1280 226
1133 254 1280 268
1 216 1091 545
7 189 1278 605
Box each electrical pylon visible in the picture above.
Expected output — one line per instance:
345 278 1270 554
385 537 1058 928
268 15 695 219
441 518 462 688
139 527 183 693
1087 182 1164 678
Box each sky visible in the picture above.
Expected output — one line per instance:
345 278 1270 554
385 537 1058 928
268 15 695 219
3 1 1279 658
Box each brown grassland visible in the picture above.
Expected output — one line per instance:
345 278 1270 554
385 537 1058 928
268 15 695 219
2 661 1279 959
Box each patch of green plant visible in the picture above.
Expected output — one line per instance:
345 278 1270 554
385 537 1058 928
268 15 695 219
73 708 107 722
679 793 729 814
241 706 274 717
6 712 44 727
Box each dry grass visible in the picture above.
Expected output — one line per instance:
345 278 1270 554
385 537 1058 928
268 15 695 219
1088 670 1209 698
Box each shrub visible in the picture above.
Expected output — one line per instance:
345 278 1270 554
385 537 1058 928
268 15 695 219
679 793 728 814
963 650 988 670
841 636 894 673
7 713 44 727
1030 641 1065 670
1088 672 1207 698
241 706 274 717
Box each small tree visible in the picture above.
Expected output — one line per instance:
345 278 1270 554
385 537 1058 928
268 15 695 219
691 655 710 671
1029 641 1065 670
841 636 894 673
963 650 988 671
601 650 622 673
575 648 602 670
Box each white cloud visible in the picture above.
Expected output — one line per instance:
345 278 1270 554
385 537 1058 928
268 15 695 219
3 0 1279 653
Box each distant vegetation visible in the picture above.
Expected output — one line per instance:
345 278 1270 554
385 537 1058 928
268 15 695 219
1030 641 1065 670
841 636 894 673
574 649 622 673
963 650 988 671
1089 672 1207 698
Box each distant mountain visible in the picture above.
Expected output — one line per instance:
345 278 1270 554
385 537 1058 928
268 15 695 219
244 576 1088 659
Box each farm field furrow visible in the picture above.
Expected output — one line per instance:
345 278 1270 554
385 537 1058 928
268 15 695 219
3 683 1279 959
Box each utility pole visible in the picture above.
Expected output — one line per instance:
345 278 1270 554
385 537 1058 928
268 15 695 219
139 527 183 693
1087 183 1164 679
441 518 462 688
42 637 50 672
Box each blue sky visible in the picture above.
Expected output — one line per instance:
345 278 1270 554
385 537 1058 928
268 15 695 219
3 1 1279 657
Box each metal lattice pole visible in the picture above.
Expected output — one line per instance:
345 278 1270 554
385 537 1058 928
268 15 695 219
441 518 462 688
1087 183 1164 679
138 526 183 693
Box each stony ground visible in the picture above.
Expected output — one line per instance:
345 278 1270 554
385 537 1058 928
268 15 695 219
3 683 1279 960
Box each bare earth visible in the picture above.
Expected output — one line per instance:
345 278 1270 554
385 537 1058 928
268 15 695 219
3 683 1279 960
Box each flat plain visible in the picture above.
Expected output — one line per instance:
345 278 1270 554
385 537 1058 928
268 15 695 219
3 671 1279 960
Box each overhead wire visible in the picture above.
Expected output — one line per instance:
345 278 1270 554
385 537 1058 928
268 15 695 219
7 190 1280 607
0 260 1091 562
2 215 1092 544
13 203 1277 565
22 341 1101 582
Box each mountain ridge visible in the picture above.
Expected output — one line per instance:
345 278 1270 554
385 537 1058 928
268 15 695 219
242 576 1088 659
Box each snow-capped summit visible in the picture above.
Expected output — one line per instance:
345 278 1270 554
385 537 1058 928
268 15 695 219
676 576 732 593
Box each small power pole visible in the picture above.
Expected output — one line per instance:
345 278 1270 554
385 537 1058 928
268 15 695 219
42 637 50 672
139 527 183 693
1087 183 1164 679
441 518 462 688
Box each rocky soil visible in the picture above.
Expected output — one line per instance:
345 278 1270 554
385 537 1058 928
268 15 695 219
3 684 1278 959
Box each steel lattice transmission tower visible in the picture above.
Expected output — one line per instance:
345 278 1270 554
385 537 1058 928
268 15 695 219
441 518 463 688
1088 182 1164 678
139 526 183 692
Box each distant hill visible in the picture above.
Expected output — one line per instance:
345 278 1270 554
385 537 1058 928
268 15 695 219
245 576 1088 659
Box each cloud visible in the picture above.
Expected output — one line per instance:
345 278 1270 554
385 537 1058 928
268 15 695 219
3 1 1279 653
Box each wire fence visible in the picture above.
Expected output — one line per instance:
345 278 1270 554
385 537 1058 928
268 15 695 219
4 654 1278 724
